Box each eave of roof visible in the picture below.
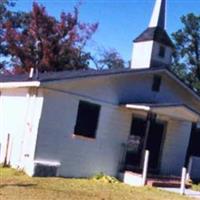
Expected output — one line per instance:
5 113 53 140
0 67 165 83
122 103 200 122
164 69 200 101
0 81 40 88
124 103 200 115
39 67 166 83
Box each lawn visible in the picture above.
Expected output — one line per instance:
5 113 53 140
192 183 200 192
0 167 192 200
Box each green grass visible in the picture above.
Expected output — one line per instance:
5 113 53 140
0 167 192 200
192 183 200 191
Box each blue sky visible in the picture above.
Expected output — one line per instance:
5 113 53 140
13 0 200 62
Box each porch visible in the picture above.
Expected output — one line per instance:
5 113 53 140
119 103 200 186
120 170 191 188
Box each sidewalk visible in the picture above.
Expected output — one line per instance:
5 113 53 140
158 187 200 199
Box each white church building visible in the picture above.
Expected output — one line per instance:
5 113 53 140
0 0 200 183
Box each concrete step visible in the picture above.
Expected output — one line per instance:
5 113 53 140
147 177 191 188
120 171 192 188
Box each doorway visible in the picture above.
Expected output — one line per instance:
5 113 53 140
124 117 146 171
185 124 200 166
146 121 165 171
124 116 165 173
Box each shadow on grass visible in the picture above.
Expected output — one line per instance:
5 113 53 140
0 183 37 188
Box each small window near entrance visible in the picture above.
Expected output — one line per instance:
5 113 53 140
152 75 162 92
158 46 166 58
74 100 100 139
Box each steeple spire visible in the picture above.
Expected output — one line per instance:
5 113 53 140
149 0 166 29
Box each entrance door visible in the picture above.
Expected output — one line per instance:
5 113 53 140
124 117 147 171
146 121 165 171
124 116 165 172
185 124 200 165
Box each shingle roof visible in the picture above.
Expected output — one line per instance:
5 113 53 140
0 67 164 83
0 73 29 82
134 27 174 48
0 67 199 100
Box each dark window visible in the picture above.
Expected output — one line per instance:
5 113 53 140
185 124 200 165
74 100 100 138
159 46 165 58
130 118 146 136
152 75 162 92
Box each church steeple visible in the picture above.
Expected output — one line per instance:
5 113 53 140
149 0 166 29
131 0 174 69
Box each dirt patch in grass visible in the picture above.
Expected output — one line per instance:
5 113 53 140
0 167 192 200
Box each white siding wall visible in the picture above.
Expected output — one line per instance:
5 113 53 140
35 89 132 177
131 41 153 69
151 42 172 66
0 88 43 175
0 88 28 167
21 88 43 175
46 73 200 114
160 120 192 176
131 41 173 69
155 75 200 111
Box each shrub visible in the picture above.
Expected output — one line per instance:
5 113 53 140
91 172 119 183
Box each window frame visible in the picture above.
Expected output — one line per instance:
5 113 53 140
74 100 101 139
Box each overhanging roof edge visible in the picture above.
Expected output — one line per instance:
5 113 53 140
0 81 40 88
123 103 200 122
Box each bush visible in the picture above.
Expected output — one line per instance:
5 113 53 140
192 182 200 191
91 172 119 183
